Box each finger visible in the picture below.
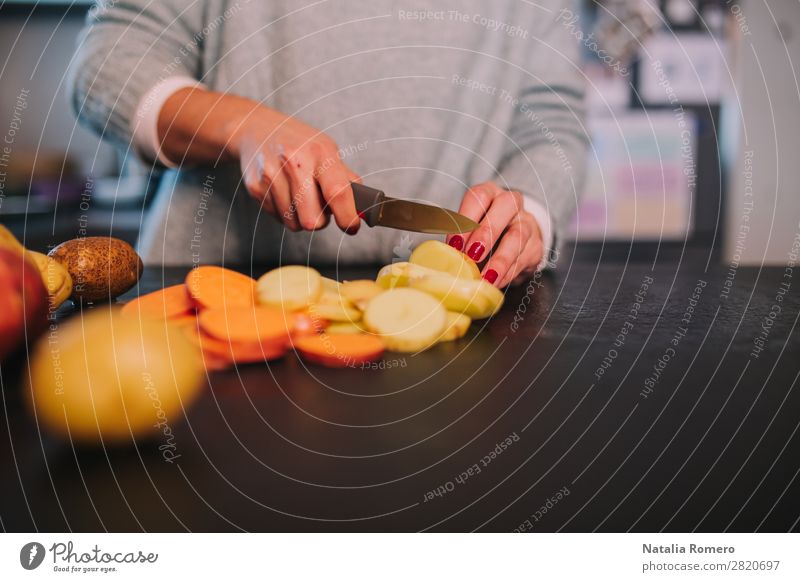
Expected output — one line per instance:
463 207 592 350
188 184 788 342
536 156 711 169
260 192 276 216
317 162 361 234
508 215 546 285
265 157 299 232
511 265 538 287
504 250 538 287
288 160 329 231
273 176 301 231
498 234 542 288
446 182 500 252
480 218 529 287
280 152 326 231
243 159 286 225
264 170 291 224
462 189 522 263
500 213 545 287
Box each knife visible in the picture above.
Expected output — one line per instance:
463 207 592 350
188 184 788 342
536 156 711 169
351 183 479 234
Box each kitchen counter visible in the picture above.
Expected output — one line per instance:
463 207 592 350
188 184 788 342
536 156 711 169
1 253 798 532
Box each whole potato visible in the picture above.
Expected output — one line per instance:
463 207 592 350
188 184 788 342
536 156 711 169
48 237 143 302
27 307 204 444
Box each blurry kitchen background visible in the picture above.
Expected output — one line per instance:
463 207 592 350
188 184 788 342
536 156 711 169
0 0 798 264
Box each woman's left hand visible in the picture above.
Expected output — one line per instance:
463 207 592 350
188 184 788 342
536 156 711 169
446 182 545 287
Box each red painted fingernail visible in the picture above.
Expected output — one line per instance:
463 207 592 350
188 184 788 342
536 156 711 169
467 242 485 261
357 211 366 219
483 269 498 284
448 235 464 251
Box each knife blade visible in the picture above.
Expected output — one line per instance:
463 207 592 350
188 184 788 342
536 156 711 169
351 183 479 234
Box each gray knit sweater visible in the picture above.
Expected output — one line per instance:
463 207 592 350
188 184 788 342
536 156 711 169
70 0 588 266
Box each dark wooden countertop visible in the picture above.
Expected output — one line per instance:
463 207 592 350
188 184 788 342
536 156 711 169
1 252 798 532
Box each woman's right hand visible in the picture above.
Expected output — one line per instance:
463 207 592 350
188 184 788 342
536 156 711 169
230 106 362 233
158 87 362 234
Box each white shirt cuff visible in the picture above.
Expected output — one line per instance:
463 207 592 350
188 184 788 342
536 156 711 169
522 196 554 271
131 76 206 168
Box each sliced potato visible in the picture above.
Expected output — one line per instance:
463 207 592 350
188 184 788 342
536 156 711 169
363 288 446 352
409 273 488 318
410 273 500 319
326 321 367 334
375 262 438 289
479 280 505 316
309 301 362 323
257 265 322 311
317 289 354 308
310 286 360 321
340 279 383 310
409 240 480 279
375 262 409 289
321 277 341 294
438 311 472 342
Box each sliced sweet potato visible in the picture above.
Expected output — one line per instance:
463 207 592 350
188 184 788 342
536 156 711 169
185 266 256 310
121 284 194 319
167 312 200 327
189 328 286 366
292 311 327 336
199 352 232 372
198 306 293 345
293 334 385 368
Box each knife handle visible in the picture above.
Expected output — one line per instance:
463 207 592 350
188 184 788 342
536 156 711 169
351 182 385 228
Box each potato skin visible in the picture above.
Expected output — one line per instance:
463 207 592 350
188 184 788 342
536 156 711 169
48 237 143 302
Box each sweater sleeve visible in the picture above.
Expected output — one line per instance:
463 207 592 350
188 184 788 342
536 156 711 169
67 0 205 154
495 0 589 267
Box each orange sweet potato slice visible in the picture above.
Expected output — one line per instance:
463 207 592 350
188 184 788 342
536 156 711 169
198 306 293 345
293 334 384 368
187 328 286 367
185 266 256 310
121 284 194 319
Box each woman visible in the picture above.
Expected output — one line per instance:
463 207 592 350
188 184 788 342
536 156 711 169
70 0 587 287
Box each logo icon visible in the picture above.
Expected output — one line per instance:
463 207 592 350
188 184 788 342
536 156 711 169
20 542 45 570
392 233 413 263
